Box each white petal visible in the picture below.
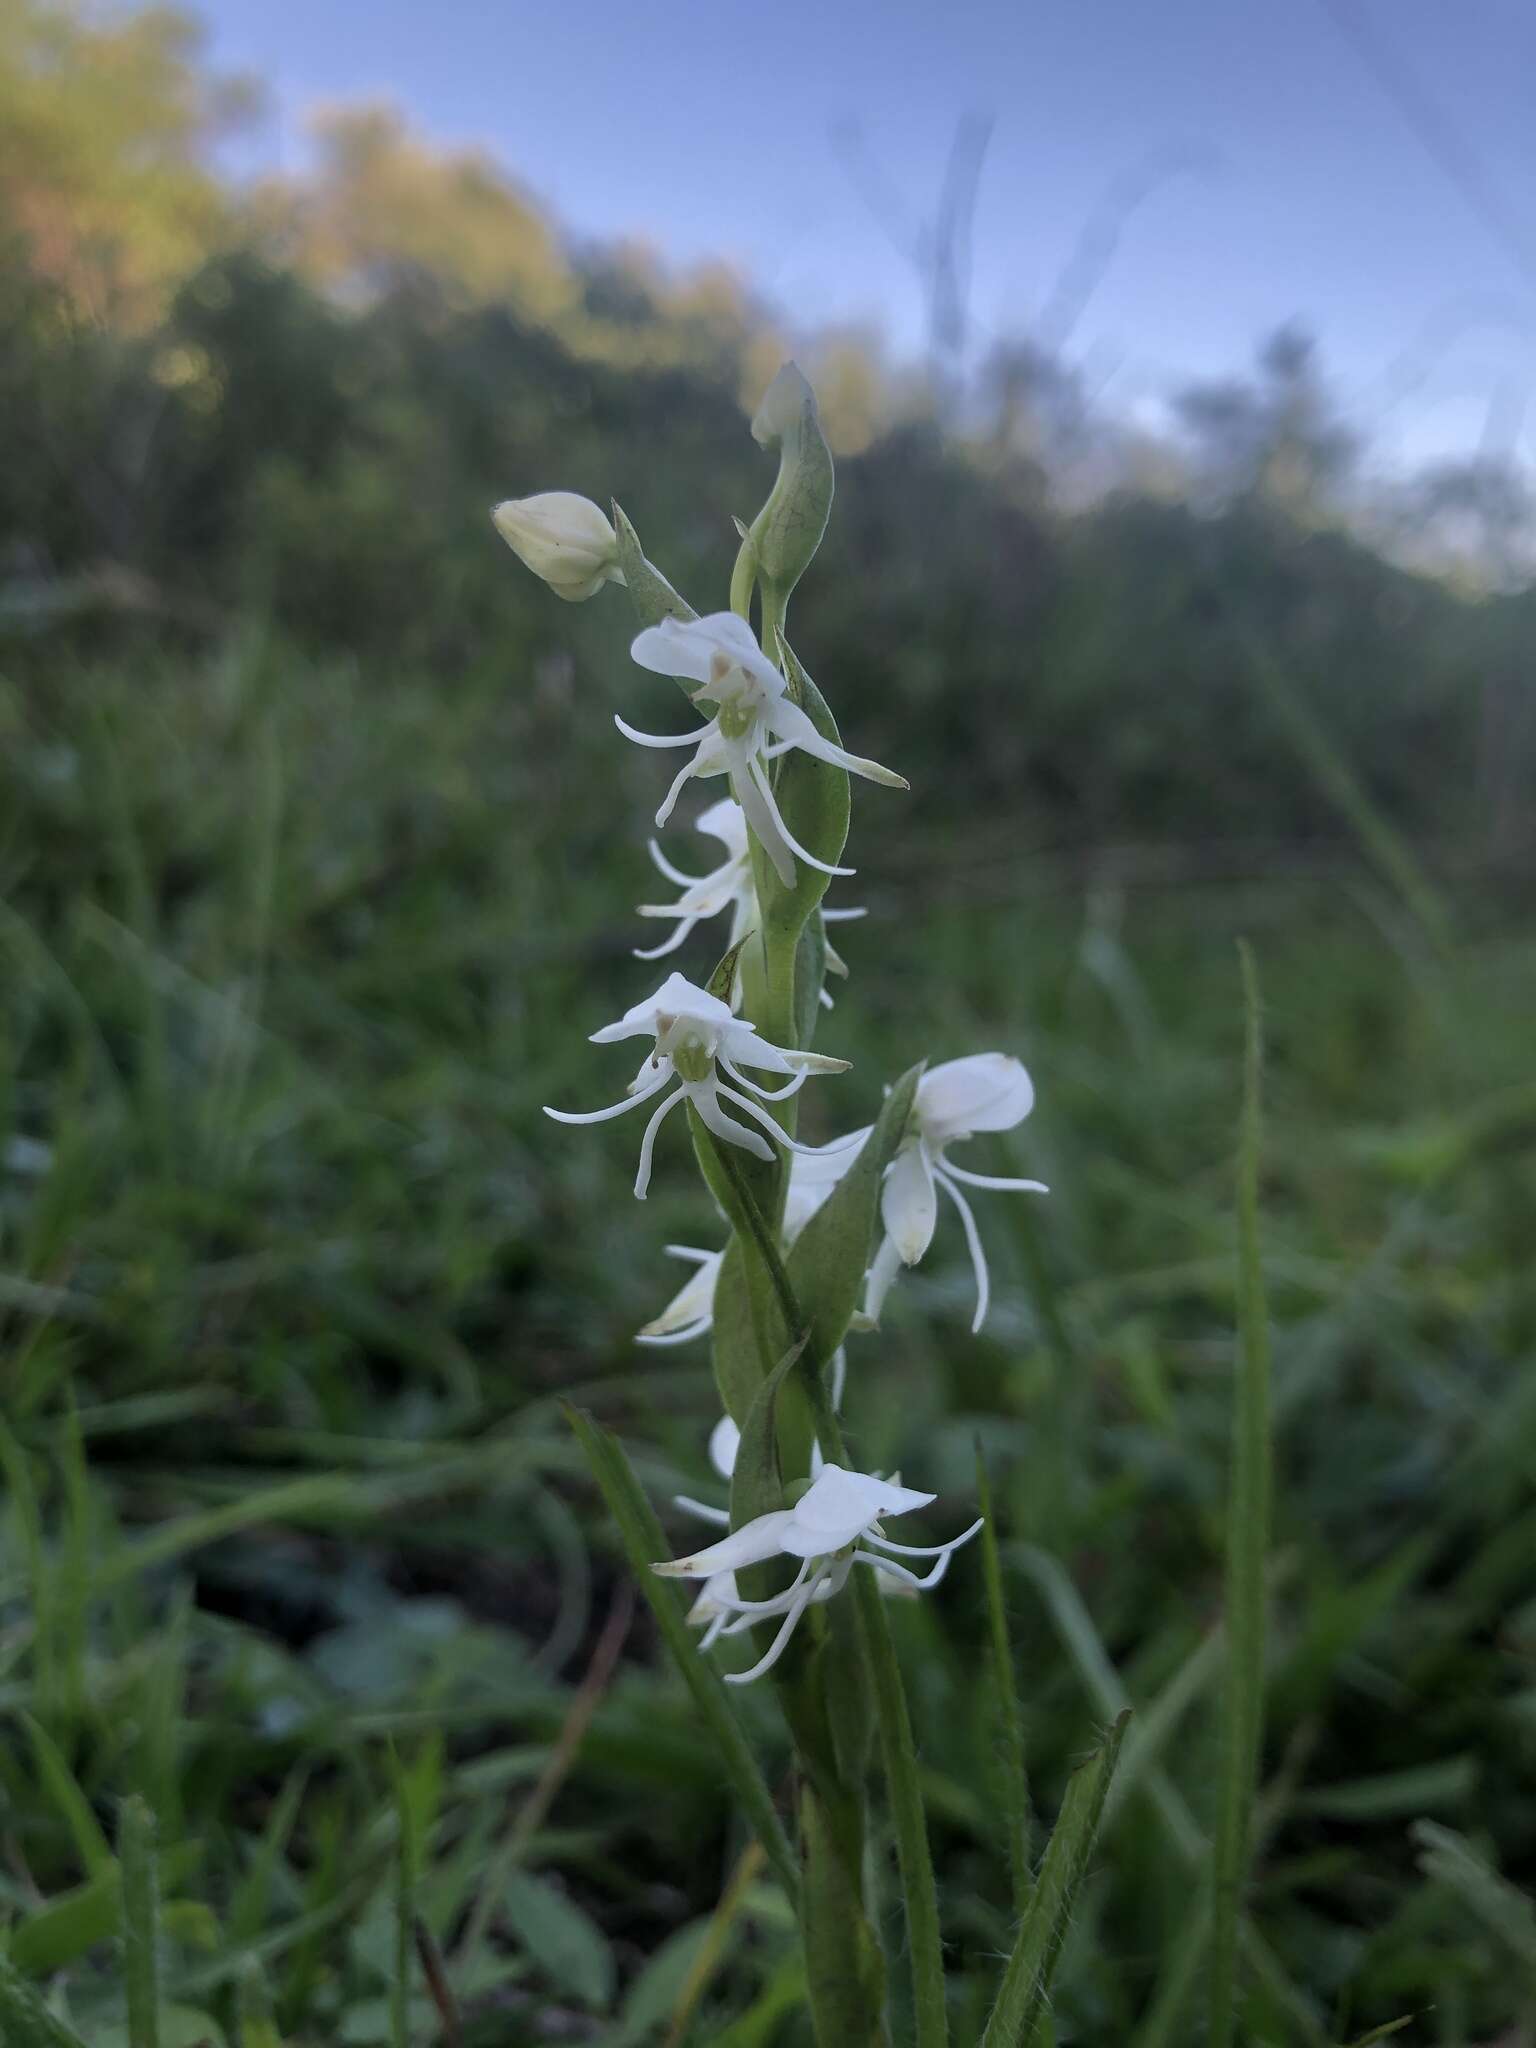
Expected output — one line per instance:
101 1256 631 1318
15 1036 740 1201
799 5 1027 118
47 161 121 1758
881 1142 938 1265
792 1131 869 1186
940 1163 1049 1194
591 972 732 1044
632 915 699 962
654 750 703 828
695 797 750 857
918 1054 1035 1144
687 1570 739 1624
637 1249 721 1341
630 617 719 687
862 1517 985 1561
780 1463 934 1555
719 1056 806 1104
544 1072 672 1125
652 1509 795 1577
732 757 796 887
935 1167 992 1333
647 837 703 887
614 713 708 749
713 1083 829 1158
862 1231 903 1325
722 1570 824 1684
764 695 909 789
631 612 783 699
708 1414 741 1479
746 755 855 879
674 1496 731 1526
715 1018 790 1073
689 1081 775 1161
633 1086 686 1198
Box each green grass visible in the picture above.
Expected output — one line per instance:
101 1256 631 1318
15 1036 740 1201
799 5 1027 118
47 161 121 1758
1 632 1534 2042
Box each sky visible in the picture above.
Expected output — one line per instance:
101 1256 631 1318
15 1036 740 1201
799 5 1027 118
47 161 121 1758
198 0 1536 475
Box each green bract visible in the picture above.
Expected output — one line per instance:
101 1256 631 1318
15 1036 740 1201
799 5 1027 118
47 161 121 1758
748 362 835 605
610 500 696 639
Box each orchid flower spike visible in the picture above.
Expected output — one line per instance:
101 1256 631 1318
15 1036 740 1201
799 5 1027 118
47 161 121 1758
619 612 907 888
867 1053 1049 1334
490 493 624 602
544 970 848 1199
655 1463 983 1683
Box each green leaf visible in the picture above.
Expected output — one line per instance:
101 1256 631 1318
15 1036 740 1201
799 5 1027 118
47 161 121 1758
792 913 827 1055
981 1712 1129 2048
608 1921 714 2044
976 1447 1033 1917
1411 1820 1536 1978
0 1956 92 2047
1208 944 1274 2048
117 1796 161 2048
610 501 697 644
710 1238 765 1427
787 1061 923 1377
500 1870 614 2012
707 927 757 1009
747 363 834 604
24 1717 112 1879
562 1405 801 1906
7 1847 200 1978
728 1340 801 1532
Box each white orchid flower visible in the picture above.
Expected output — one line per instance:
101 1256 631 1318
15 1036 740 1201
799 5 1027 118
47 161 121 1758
655 1463 982 1684
638 801 866 1011
635 798 755 965
619 612 907 889
544 970 847 1199
490 492 624 602
862 1054 1049 1334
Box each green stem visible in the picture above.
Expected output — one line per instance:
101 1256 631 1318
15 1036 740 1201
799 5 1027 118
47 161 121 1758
852 1573 949 2048
1208 942 1274 2048
729 532 757 621
118 1796 161 2048
707 1131 948 2042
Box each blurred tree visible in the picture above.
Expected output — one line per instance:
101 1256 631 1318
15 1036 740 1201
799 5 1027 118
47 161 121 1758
0 0 255 323
1174 324 1359 517
264 102 577 324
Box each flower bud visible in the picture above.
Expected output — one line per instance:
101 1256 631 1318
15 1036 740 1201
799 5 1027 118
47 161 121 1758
490 492 625 602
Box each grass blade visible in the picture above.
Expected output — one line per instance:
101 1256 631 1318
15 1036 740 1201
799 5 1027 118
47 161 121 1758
980 1711 1128 2047
851 1570 949 2048
0 1958 92 2047
1226 615 1451 953
118 1795 161 2048
562 1404 800 1907
975 1444 1033 1915
1411 1820 1536 1980
1208 942 1275 2048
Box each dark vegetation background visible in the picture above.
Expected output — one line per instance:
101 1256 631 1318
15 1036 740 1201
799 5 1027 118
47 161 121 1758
2 4 1534 2042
